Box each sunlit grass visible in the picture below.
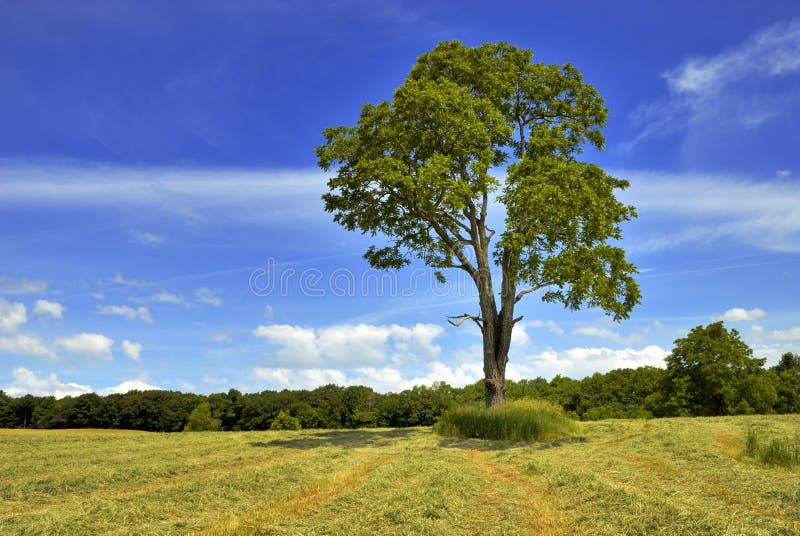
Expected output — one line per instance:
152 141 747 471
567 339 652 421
434 399 577 441
1 416 799 534
745 426 800 468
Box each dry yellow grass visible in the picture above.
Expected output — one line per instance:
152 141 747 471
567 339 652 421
1 415 798 535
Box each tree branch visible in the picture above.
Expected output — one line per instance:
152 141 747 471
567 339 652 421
447 313 483 329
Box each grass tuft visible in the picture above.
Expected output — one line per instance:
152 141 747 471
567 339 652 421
433 399 576 442
744 427 800 468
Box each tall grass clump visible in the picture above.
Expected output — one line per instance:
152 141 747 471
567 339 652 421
744 427 800 468
434 399 577 442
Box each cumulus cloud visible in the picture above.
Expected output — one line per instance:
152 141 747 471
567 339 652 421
98 379 160 395
513 345 669 380
251 361 482 393
121 340 142 361
0 333 57 360
55 333 114 360
252 367 347 390
97 305 153 323
0 275 47 295
253 322 443 368
4 367 91 398
195 287 222 306
33 299 64 319
0 298 27 333
712 307 767 322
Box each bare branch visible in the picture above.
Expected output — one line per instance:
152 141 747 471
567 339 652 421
514 287 537 303
513 316 524 324
447 313 483 329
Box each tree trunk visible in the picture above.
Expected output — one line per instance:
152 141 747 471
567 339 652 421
481 308 514 407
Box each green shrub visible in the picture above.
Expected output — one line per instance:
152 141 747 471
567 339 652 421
744 428 800 468
270 410 302 431
434 399 576 442
183 402 221 432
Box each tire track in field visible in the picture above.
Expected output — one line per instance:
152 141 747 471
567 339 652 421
465 449 578 536
0 448 309 519
199 452 396 536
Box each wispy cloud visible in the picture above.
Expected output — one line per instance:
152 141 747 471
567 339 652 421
148 291 186 305
194 287 222 307
619 169 800 252
624 19 800 152
97 305 153 323
0 162 326 223
131 231 165 247
0 275 47 295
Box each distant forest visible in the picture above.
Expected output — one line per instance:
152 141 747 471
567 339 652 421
2 324 799 432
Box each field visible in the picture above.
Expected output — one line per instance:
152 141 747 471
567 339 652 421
1 415 799 535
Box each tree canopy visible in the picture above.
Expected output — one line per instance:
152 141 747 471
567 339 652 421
317 40 640 405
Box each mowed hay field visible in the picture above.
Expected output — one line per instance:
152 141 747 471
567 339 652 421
1 416 799 535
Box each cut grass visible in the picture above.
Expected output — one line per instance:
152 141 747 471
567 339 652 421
1 415 799 534
434 399 577 442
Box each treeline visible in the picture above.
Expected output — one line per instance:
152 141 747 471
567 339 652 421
1 323 799 431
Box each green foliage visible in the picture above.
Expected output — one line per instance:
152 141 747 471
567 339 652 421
184 402 221 432
269 410 301 431
434 399 576 441
744 427 800 468
318 40 640 407
661 322 768 416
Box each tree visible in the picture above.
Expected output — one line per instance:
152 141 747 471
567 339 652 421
317 41 639 407
270 410 301 431
662 322 768 416
184 402 221 432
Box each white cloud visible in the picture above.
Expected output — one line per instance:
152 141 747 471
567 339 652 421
111 273 150 287
0 276 47 295
0 333 57 360
211 333 232 343
4 367 91 398
253 322 444 368
513 345 669 380
149 291 185 305
97 305 153 323
712 307 767 322
33 299 64 319
131 231 165 247
90 292 105 300
55 333 114 360
626 19 800 151
770 326 800 342
0 298 27 333
98 379 160 395
0 163 326 223
121 340 142 361
525 319 564 336
252 367 347 390
195 287 222 306
253 325 322 366
572 326 644 346
619 170 800 252
776 169 792 178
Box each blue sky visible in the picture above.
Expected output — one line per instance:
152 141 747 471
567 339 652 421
1 1 799 397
